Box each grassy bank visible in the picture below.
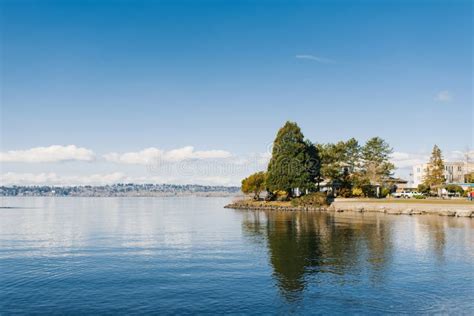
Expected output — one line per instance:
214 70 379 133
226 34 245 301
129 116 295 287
337 198 474 205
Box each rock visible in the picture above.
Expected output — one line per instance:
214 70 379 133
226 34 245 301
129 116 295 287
378 207 387 213
401 209 413 215
356 207 365 212
386 209 401 215
455 210 473 217
411 210 424 215
438 210 456 217
336 208 344 212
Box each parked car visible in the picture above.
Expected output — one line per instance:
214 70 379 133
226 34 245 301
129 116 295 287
392 191 423 198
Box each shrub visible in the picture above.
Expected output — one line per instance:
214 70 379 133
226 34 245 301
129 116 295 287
361 185 376 197
352 187 363 197
291 192 329 207
381 187 391 198
417 184 430 194
275 190 289 201
464 172 474 183
338 187 352 198
445 184 464 195
414 194 426 199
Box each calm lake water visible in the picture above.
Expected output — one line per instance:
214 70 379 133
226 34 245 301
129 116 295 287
1 197 473 315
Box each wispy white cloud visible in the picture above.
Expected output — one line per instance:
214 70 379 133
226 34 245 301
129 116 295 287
103 146 232 165
0 145 95 163
103 148 162 165
257 152 271 165
5 143 470 186
0 145 232 165
391 152 429 169
295 54 335 64
447 150 474 161
165 146 232 160
434 90 452 102
391 150 474 170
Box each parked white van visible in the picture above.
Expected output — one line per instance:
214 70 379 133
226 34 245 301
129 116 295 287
392 191 423 198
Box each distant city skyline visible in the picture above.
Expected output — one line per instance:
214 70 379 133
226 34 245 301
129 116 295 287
1 0 472 186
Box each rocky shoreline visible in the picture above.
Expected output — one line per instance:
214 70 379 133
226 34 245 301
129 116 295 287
225 199 474 218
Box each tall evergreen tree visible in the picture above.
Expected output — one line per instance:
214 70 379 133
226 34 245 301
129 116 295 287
343 138 361 173
360 137 394 185
305 140 320 188
266 122 319 196
423 145 445 189
317 142 344 184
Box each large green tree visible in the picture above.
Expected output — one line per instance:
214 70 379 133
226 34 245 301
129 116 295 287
423 145 445 189
344 138 361 173
316 138 361 186
241 172 266 200
465 172 474 183
317 142 345 184
305 140 320 188
360 137 394 185
266 122 319 196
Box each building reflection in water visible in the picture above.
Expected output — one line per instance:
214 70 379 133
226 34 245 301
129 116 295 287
412 215 473 265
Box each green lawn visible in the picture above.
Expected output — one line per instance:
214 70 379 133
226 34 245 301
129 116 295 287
340 198 474 205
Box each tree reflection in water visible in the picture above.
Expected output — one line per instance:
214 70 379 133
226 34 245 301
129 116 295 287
240 211 395 301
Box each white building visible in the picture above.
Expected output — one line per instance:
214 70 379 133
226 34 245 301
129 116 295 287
412 161 474 187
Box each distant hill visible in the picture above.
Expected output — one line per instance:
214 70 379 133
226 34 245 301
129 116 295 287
0 184 241 197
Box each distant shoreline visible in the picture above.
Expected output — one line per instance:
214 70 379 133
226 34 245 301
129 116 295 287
225 198 474 217
1 192 243 198
0 184 241 197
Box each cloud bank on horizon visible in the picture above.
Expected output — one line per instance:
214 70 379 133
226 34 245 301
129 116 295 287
103 146 232 165
0 145 95 163
1 145 472 186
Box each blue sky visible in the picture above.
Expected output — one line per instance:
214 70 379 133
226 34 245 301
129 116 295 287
1 0 472 185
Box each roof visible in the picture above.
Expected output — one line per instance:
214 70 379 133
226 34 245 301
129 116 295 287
386 177 408 184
